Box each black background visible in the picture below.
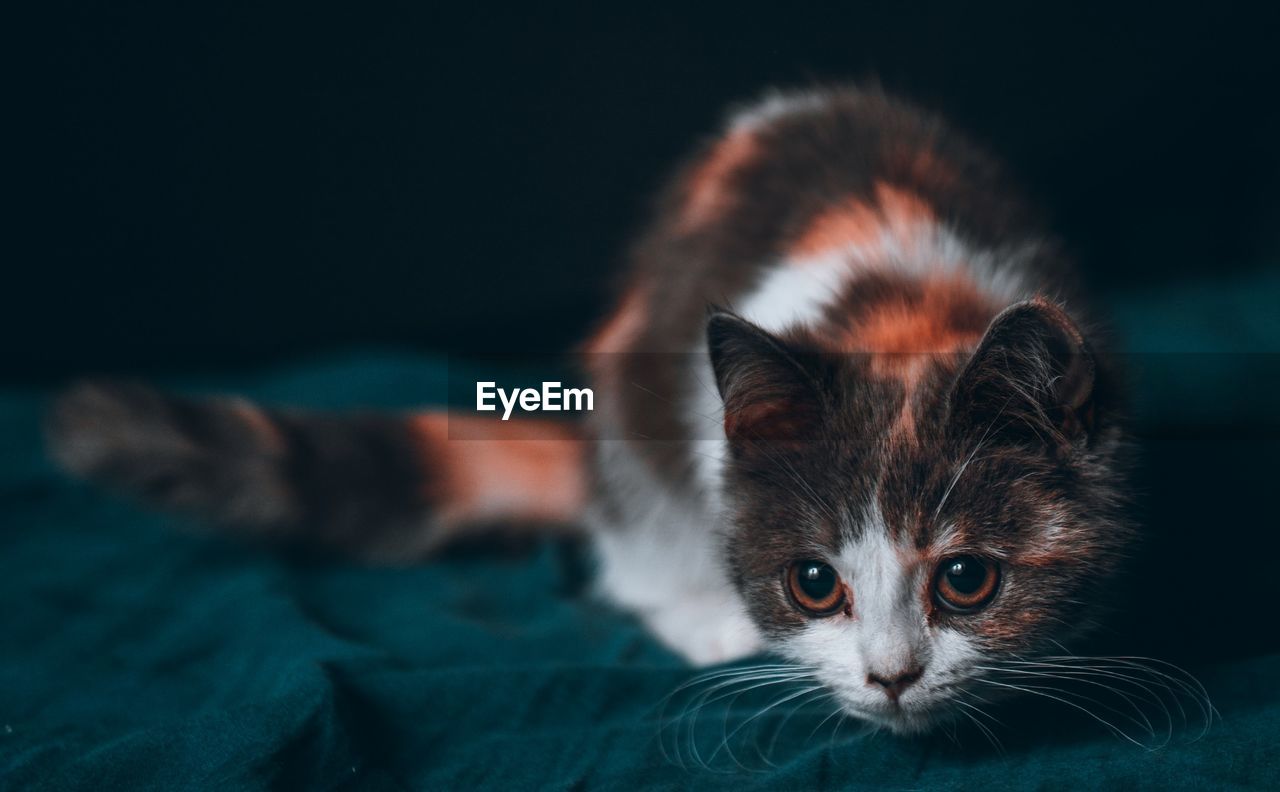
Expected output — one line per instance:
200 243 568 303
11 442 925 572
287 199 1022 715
8 4 1280 382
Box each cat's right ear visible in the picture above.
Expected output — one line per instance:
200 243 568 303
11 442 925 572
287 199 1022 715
706 312 825 454
947 297 1098 451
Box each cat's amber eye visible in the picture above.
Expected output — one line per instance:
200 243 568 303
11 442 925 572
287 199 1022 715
934 555 1001 613
785 560 846 616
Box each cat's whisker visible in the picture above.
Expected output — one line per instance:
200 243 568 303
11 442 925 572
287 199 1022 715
976 665 1166 745
992 660 1187 738
940 716 961 748
674 679 796 771
1010 656 1215 726
954 689 1007 729
957 685 1000 709
661 668 811 717
704 684 827 770
1042 657 1215 715
954 700 1004 753
686 678 798 773
1021 655 1217 741
659 665 819 771
657 665 816 769
985 663 1169 720
804 693 849 745
676 671 813 729
664 663 810 696
1035 667 1175 744
827 711 871 763
760 687 837 768
974 676 1152 749
1044 637 1073 655
953 688 1007 751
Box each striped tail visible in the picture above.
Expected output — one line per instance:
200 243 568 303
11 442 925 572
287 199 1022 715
44 382 587 561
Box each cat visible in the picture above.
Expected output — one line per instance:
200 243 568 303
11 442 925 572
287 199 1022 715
47 86 1134 735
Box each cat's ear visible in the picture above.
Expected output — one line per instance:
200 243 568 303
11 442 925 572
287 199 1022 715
948 298 1097 449
707 312 825 455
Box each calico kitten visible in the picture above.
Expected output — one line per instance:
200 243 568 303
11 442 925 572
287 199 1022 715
48 87 1132 735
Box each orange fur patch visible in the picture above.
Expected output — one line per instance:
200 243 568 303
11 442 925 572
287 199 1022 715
854 277 988 360
678 131 761 231
843 274 996 443
582 285 647 357
582 285 648 406
791 185 993 444
410 414 585 527
790 183 936 259
228 399 287 455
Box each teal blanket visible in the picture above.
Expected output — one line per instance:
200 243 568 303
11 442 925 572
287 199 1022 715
3 276 1279 789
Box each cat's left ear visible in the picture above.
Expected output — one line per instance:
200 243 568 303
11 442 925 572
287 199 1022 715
949 297 1098 449
707 312 826 455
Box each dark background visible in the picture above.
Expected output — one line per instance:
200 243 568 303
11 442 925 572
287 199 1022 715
8 4 1280 382
3 1 1280 729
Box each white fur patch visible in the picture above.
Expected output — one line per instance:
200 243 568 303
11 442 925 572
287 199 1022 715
736 256 853 333
587 438 762 665
785 219 1034 305
728 90 831 134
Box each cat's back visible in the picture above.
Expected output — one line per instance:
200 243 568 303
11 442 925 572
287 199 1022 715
583 87 1075 493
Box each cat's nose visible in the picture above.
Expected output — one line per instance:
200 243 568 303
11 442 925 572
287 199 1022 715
866 666 924 701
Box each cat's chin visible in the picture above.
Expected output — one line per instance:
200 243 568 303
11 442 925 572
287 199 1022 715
842 700 950 736
867 711 939 736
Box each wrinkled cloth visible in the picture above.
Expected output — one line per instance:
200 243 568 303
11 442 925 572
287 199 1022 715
3 275 1279 790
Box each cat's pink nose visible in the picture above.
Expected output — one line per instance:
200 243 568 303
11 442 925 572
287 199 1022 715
866 667 923 701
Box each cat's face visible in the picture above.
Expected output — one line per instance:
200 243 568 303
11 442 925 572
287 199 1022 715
707 300 1130 734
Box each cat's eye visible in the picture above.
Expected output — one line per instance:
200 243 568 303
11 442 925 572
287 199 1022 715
785 560 846 616
933 555 1000 613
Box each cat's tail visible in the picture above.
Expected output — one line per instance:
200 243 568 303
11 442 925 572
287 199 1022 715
44 382 587 561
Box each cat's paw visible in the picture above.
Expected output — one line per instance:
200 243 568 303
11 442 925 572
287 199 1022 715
645 597 764 666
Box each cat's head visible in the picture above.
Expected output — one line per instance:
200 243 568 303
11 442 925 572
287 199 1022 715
707 298 1130 734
